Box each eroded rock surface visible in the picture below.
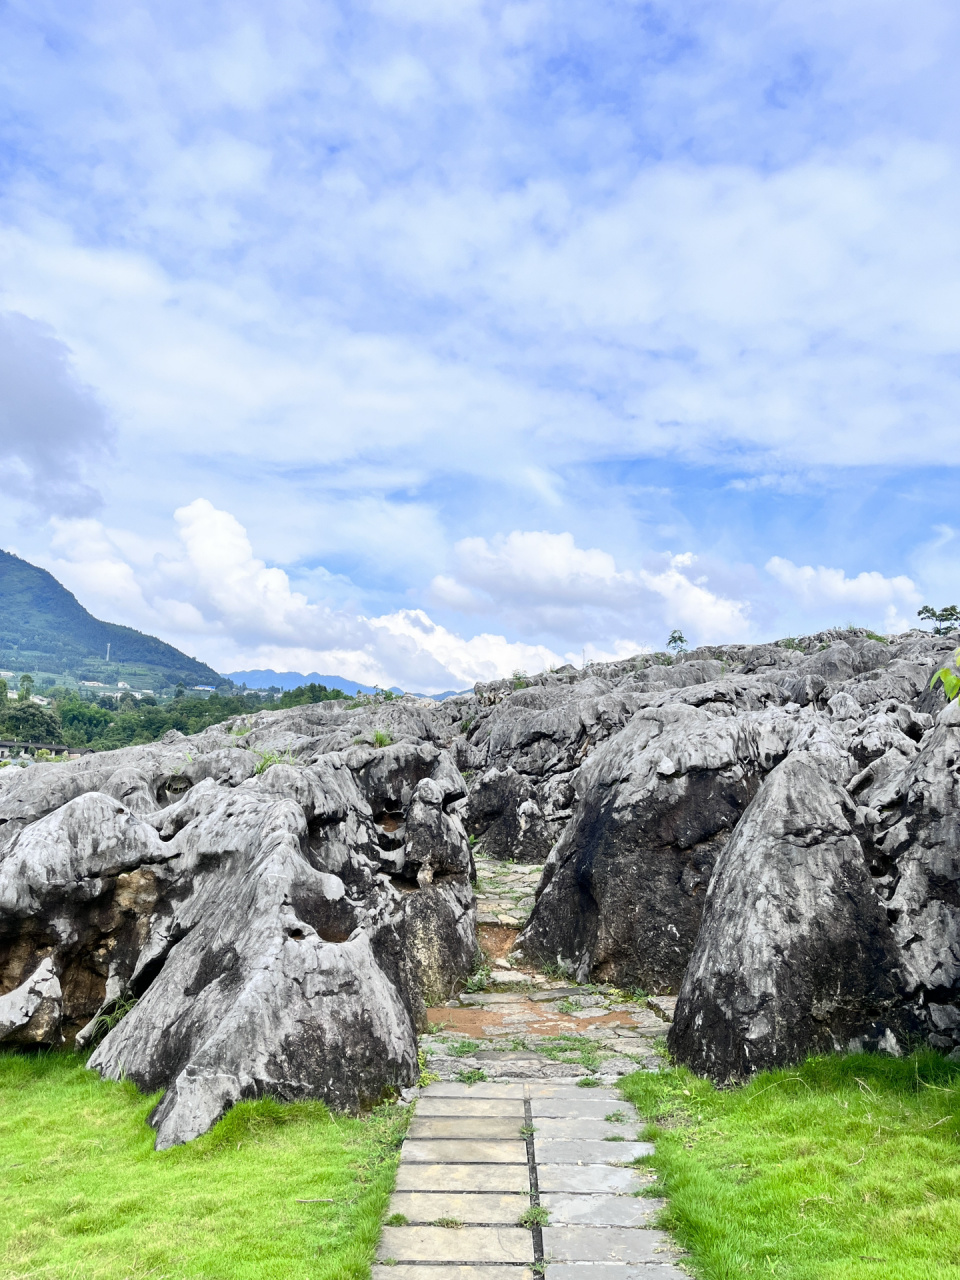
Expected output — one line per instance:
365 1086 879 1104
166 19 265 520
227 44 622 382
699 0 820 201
437 628 960 1079
4 626 960 1122
0 701 475 1146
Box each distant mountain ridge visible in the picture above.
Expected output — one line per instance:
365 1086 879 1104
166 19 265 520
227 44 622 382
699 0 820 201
226 669 466 701
0 549 222 688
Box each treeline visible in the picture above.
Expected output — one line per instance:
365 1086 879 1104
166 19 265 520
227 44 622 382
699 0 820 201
0 681 347 752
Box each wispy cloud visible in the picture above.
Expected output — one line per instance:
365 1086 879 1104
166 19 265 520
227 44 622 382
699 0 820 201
1 1 958 670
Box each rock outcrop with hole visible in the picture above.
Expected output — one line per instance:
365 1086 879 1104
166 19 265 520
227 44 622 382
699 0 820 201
0 701 475 1147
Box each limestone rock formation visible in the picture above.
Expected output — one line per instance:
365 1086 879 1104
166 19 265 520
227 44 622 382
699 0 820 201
0 702 475 1147
3 625 960 1126
438 628 960 1080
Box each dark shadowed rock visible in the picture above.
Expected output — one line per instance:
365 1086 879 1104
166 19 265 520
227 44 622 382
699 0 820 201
669 754 912 1080
514 694 801 991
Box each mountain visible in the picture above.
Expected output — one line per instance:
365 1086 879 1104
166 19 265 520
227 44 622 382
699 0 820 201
0 549 222 689
226 669 466 701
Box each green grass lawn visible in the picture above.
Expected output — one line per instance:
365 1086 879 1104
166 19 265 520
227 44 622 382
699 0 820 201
621 1050 960 1280
0 1049 408 1280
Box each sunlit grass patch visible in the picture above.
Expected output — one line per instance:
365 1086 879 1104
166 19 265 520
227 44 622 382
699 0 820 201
620 1051 960 1280
0 1049 408 1280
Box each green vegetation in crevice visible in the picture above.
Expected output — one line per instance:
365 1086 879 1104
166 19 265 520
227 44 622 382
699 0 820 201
619 1051 960 1280
0 1049 408 1280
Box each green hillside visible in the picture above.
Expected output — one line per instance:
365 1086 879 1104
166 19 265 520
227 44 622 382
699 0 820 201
0 549 222 690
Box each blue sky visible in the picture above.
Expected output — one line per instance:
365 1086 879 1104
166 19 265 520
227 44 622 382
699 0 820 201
1 0 959 690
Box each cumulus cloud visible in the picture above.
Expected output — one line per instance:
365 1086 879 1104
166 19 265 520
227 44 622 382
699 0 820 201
431 530 752 646
46 500 576 692
0 312 112 516
765 557 922 633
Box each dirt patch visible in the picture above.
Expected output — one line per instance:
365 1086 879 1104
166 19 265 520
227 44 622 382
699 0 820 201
478 925 519 960
426 1000 649 1039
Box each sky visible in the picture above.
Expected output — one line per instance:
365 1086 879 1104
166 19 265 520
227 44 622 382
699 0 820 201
1 0 959 692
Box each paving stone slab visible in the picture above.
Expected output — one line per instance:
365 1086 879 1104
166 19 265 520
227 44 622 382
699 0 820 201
526 1084 620 1101
372 1269 534 1280
544 1267 688 1280
377 1225 535 1264
541 1226 671 1264
417 1098 527 1118
389 1191 532 1224
458 994 530 1005
422 1082 527 1098
401 1140 528 1164
534 1139 654 1165
540 1193 664 1227
531 1099 636 1120
537 1165 647 1194
533 1118 635 1141
409 1117 525 1140
395 1164 532 1193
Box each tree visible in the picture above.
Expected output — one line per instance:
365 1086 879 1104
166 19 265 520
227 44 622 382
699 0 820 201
18 673 34 702
0 679 6 705
667 629 687 654
918 605 960 636
174 682 186 700
1 701 62 742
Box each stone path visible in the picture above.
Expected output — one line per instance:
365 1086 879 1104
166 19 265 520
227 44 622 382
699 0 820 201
374 1080 687 1279
420 989 673 1085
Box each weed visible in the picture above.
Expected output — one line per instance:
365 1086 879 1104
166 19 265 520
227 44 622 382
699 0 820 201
417 1049 439 1087
385 1213 408 1226
449 1039 481 1058
606 1110 628 1123
434 1217 463 1228
517 1205 550 1227
520 1124 536 1138
254 749 294 774
511 669 529 690
577 1077 601 1088
373 729 393 748
455 1068 488 1085
865 630 889 644
87 995 139 1045
462 951 491 993
460 717 474 735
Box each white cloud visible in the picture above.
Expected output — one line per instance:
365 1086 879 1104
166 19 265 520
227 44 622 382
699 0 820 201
45 500 577 692
431 530 752 645
765 556 922 633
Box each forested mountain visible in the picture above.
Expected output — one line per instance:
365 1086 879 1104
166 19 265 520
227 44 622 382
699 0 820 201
0 549 221 688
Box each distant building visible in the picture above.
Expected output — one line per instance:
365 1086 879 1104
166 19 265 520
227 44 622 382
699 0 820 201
0 740 86 761
118 681 131 689
193 685 216 691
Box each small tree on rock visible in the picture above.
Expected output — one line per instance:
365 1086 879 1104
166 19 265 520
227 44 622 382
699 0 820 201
667 629 687 654
918 605 960 636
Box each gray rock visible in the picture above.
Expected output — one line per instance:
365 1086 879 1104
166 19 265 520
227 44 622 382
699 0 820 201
669 754 912 1080
0 706 476 1147
0 956 62 1045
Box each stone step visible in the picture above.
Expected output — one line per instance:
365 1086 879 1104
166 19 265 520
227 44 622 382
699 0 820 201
388 1191 531 1224
416 1097 526 1118
401 1139 528 1164
541 1225 671 1264
408 1116 525 1140
395 1164 531 1193
377 1225 535 1265
372 1269 534 1280
536 1165 648 1194
534 1139 654 1165
540 1193 664 1227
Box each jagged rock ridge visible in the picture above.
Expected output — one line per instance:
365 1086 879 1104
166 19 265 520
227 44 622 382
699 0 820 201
2 626 959 1133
